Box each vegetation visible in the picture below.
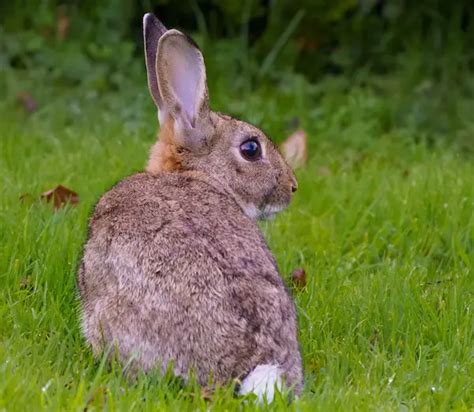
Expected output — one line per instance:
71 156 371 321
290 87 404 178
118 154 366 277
0 1 473 410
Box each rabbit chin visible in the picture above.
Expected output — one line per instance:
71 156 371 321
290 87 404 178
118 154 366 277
244 203 287 220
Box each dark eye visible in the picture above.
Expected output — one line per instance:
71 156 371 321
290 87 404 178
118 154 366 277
239 139 262 161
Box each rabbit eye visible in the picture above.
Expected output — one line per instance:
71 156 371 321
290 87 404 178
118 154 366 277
239 139 262 161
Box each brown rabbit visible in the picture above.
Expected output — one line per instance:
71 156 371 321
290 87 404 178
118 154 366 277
78 13 303 401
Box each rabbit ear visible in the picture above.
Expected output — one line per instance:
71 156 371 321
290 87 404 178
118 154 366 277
281 130 307 169
143 13 167 115
156 29 209 131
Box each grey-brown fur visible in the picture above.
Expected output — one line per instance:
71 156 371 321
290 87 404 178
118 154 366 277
78 13 303 395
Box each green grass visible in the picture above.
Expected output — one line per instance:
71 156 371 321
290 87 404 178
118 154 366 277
0 59 473 411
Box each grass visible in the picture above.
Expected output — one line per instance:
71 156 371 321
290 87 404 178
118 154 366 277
0 47 473 410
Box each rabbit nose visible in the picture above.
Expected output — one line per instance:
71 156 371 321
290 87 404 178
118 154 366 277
290 174 298 192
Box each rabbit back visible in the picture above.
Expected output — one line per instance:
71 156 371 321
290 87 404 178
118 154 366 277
79 172 302 390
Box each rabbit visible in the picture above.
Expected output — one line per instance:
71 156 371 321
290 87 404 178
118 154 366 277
77 13 303 402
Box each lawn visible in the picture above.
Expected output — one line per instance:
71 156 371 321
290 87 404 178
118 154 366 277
0 55 473 410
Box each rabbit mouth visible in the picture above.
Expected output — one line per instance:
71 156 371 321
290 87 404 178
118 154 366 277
259 204 286 220
241 202 285 220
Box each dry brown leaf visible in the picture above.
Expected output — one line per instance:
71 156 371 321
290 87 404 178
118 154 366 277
280 130 307 169
19 276 34 291
41 185 79 209
291 268 307 289
17 92 38 113
200 386 213 402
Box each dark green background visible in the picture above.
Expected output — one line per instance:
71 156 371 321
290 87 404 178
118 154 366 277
1 1 473 148
2 1 473 79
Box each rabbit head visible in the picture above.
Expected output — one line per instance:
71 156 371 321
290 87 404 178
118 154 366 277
143 13 298 219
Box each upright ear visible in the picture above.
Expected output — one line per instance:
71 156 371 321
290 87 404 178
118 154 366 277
156 29 210 131
143 13 167 114
281 130 308 169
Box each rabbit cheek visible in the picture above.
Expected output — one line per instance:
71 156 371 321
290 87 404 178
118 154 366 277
259 172 293 216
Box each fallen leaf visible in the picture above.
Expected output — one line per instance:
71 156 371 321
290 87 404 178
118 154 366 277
41 185 79 209
200 386 213 401
281 130 307 169
19 276 34 291
291 268 307 289
17 92 38 113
